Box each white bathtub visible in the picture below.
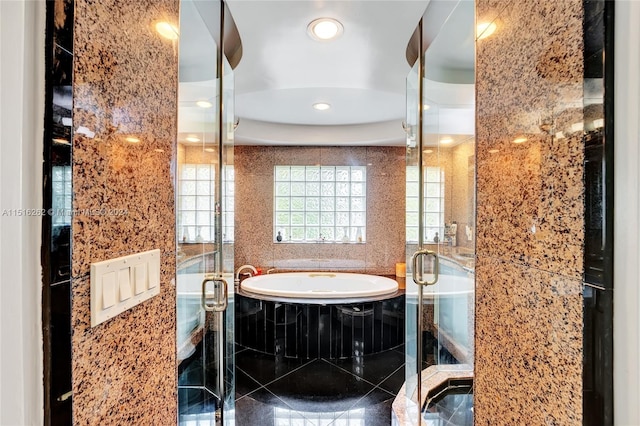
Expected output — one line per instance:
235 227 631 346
240 272 399 299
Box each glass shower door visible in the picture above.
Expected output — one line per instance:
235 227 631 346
176 0 235 423
404 1 476 423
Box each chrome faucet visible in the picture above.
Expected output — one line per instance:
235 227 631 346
235 264 258 290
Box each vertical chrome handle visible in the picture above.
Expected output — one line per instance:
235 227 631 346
202 276 229 312
411 249 439 286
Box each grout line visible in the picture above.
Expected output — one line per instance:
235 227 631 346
318 358 383 389
321 356 405 393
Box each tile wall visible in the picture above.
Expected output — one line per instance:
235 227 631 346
70 0 179 423
234 146 406 276
475 0 584 424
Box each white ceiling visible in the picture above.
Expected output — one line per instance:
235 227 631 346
178 0 476 146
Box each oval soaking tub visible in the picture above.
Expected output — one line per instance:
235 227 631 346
236 272 404 359
240 272 399 299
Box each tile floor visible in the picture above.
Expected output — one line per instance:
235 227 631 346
179 332 471 426
234 345 405 426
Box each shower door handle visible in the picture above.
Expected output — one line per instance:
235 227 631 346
201 276 229 312
411 249 439 286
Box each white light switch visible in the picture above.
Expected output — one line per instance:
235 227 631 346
90 249 161 327
119 268 132 301
134 264 147 294
102 271 117 309
148 257 159 289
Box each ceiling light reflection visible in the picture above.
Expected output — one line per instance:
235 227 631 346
477 22 497 40
155 22 179 40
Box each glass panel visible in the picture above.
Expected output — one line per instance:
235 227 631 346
405 3 476 423
176 1 235 423
404 58 421 417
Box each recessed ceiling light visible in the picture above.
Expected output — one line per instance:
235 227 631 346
186 136 200 142
155 21 179 40
307 18 343 41
313 102 331 111
513 137 528 144
440 137 453 144
488 149 500 154
477 22 497 40
196 100 213 108
126 136 140 143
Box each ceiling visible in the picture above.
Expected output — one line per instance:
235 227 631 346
178 0 476 146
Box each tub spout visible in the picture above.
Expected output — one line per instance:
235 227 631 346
235 264 258 290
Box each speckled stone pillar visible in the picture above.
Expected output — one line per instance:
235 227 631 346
475 0 584 424
70 0 179 423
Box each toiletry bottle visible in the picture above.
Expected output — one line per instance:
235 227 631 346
342 227 350 243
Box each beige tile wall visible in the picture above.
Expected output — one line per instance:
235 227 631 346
71 0 179 423
475 0 584 424
235 146 406 275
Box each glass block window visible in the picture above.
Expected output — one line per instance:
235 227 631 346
274 165 366 243
406 166 444 243
52 166 72 226
178 164 234 243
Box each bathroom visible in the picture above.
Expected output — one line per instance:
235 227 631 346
15 0 629 425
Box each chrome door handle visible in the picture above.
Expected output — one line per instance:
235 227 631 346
201 276 229 312
411 249 439 286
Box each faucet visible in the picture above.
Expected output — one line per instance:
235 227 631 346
235 264 258 290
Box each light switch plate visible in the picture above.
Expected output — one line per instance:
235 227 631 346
118 268 132 301
90 249 161 327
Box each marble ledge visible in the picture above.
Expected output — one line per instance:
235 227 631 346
392 364 473 426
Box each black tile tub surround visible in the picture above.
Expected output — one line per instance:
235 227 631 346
236 294 405 360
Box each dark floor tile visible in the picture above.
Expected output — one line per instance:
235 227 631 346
265 360 376 413
234 395 277 426
362 398 394 426
328 392 394 426
393 344 405 356
237 387 320 426
235 367 262 400
327 350 405 388
352 387 396 409
236 349 312 386
378 365 405 395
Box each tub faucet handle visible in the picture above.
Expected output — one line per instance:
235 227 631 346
235 264 258 289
